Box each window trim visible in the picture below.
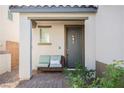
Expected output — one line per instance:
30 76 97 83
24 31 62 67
38 26 52 28
38 42 52 45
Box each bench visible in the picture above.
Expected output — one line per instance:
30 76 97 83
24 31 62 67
37 55 65 72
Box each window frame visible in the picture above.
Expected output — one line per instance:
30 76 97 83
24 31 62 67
38 26 52 45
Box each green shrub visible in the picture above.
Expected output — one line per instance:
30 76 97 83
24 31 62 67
65 60 124 88
90 60 124 88
64 62 95 88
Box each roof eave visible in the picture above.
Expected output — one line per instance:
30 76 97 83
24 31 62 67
9 8 97 13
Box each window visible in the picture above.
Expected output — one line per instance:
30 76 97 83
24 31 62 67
8 11 13 21
39 26 52 45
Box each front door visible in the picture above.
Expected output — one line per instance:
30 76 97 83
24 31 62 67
66 26 84 68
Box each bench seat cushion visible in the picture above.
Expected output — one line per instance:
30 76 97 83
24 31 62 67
38 55 50 67
50 55 61 65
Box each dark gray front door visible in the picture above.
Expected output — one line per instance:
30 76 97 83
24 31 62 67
66 26 84 68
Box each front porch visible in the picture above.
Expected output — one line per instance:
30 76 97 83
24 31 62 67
19 16 96 80
9 5 97 80
16 72 68 88
0 70 69 88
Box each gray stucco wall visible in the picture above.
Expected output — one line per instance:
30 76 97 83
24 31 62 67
95 6 124 65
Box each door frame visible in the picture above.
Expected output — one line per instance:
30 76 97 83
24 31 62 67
64 25 85 67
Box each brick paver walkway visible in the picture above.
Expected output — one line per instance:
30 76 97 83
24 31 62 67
0 70 69 88
0 70 19 88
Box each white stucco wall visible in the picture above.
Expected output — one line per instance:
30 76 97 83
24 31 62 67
0 54 11 74
85 16 96 69
32 21 83 69
96 6 124 64
19 15 32 80
0 5 19 51
0 7 4 50
119 6 124 60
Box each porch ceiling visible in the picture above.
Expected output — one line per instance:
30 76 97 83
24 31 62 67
29 17 88 21
31 17 85 28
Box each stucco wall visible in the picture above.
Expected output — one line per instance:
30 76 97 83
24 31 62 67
0 54 11 74
32 21 83 69
0 7 4 50
85 16 96 69
0 6 19 51
19 16 32 80
96 6 124 64
120 6 124 60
